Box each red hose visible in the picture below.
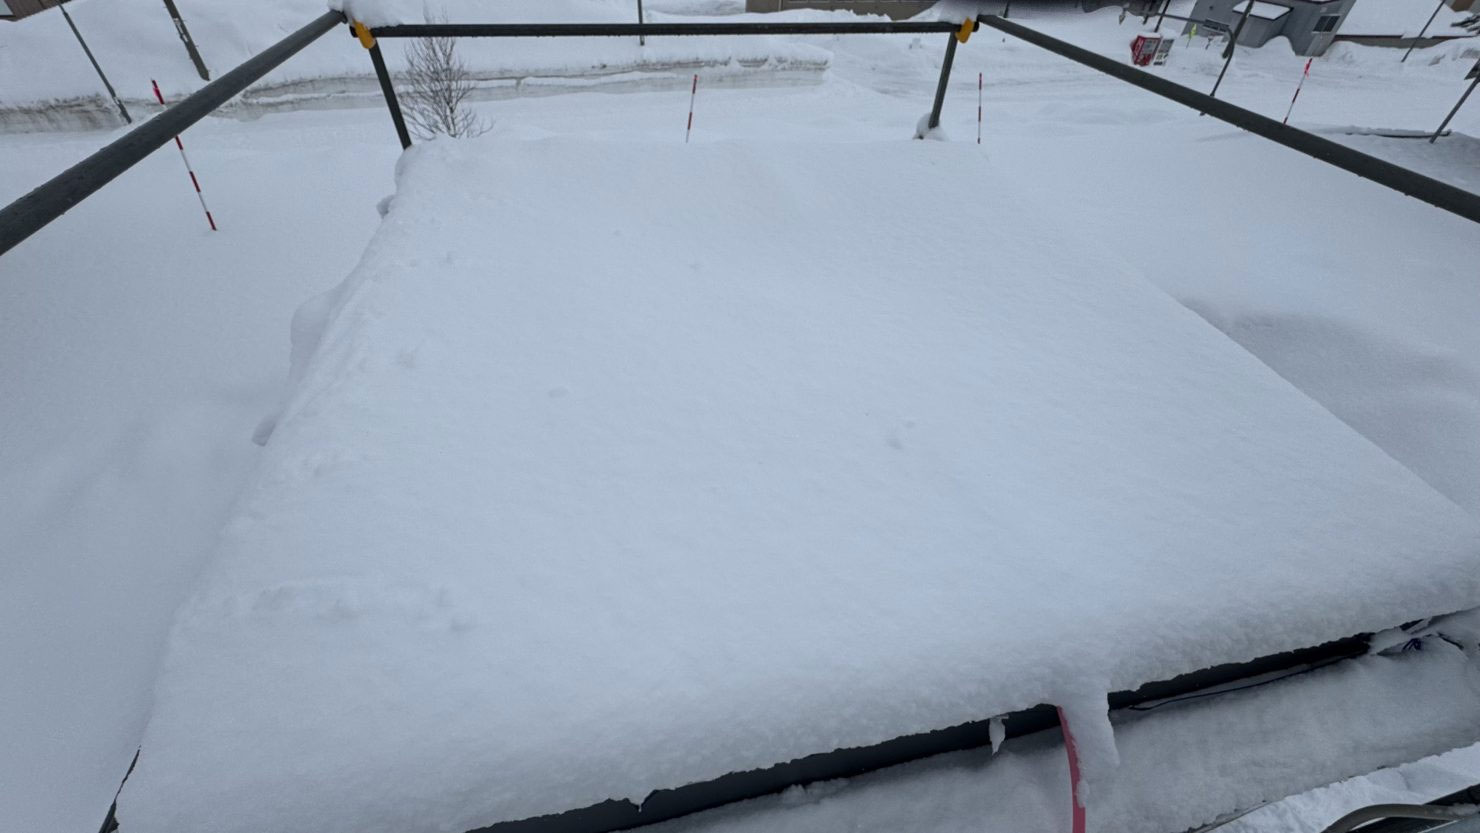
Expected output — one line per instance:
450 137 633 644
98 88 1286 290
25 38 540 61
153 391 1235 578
1057 706 1087 833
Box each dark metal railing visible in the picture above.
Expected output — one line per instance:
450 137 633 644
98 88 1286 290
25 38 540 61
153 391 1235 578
0 10 344 258
369 20 961 38
353 19 968 150
974 14 1480 225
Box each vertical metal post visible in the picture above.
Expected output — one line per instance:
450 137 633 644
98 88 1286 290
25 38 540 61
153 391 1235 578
1210 2 1255 100
161 0 211 81
1402 0 1445 63
59 4 132 125
1002 0 1012 19
368 42 413 149
1154 0 1171 33
1430 73 1479 143
638 0 646 46
928 32 959 131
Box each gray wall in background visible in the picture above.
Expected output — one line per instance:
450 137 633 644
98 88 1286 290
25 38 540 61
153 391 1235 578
1183 0 1357 56
745 0 938 19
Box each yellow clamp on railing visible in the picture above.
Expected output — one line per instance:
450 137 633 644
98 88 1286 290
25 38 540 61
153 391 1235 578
353 20 377 49
956 18 975 43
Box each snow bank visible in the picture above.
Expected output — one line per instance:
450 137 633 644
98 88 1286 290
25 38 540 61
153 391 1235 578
0 0 827 123
333 0 648 28
115 135 1480 833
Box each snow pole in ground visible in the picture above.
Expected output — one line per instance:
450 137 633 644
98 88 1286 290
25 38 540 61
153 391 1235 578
1402 0 1446 64
1057 707 1087 833
1210 1 1256 101
160 0 210 81
1431 66 1480 144
686 74 698 144
59 4 131 125
978 72 984 145
151 80 218 232
1283 58 1313 125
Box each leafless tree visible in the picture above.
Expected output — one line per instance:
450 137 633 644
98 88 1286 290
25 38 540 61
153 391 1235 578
403 27 490 140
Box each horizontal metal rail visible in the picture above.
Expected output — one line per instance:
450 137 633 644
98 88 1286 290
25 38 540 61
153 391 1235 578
1324 785 1480 833
974 14 1480 225
0 10 345 258
1320 804 1480 833
467 633 1371 833
368 21 960 38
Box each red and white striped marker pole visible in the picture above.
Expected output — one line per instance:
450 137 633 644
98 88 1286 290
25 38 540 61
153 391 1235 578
977 71 984 145
151 79 217 231
1058 707 1087 833
1282 58 1313 126
685 74 698 144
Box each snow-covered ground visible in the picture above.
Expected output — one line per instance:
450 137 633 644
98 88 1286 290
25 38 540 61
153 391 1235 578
0 0 825 131
3 3 1479 833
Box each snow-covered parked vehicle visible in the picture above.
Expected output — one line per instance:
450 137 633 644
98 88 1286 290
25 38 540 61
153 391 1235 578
110 135 1480 833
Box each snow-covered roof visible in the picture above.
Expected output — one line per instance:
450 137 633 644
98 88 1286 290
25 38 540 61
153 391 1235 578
1232 1 1293 21
117 137 1480 833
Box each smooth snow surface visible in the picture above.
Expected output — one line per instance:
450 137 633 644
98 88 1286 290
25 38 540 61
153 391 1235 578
118 136 1480 833
1342 0 1474 36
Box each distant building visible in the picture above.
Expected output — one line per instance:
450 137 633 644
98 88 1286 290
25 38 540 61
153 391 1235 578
1183 0 1358 56
1 0 69 22
744 0 936 17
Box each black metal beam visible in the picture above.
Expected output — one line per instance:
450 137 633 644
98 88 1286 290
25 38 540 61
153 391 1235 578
161 0 211 81
463 633 1371 833
927 32 959 132
1431 72 1480 144
974 14 1480 225
59 3 131 125
368 21 960 38
368 41 413 149
1325 784 1480 833
0 10 345 258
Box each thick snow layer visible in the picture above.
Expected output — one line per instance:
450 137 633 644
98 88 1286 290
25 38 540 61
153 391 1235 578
657 641 1480 833
333 0 658 27
8 4 1480 832
117 136 1480 833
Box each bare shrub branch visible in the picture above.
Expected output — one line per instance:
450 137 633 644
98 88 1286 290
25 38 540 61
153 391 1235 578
402 25 490 140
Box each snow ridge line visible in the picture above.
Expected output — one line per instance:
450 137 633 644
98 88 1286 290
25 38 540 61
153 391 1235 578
457 634 1373 833
0 60 828 136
